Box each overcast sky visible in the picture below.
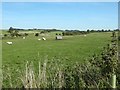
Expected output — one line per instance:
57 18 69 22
2 2 118 30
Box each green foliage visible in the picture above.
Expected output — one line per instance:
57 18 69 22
62 30 88 36
35 33 39 36
89 31 119 88
8 27 19 37
4 34 7 37
24 33 28 36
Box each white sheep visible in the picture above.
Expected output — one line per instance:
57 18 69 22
38 39 41 41
23 37 26 39
6 42 13 45
84 35 87 37
42 37 46 40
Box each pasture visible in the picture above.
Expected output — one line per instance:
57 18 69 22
2 31 112 87
2 32 112 64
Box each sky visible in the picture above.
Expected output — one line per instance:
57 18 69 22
2 2 118 30
1 0 120 2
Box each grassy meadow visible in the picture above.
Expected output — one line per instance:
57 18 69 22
2 32 112 64
2 31 113 87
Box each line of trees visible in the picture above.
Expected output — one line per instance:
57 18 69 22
86 29 118 33
7 27 119 32
61 29 119 36
6 27 28 37
4 27 119 37
62 30 88 36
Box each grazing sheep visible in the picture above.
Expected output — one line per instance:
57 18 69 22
42 37 46 40
38 39 41 41
23 37 26 39
84 35 87 37
6 42 13 45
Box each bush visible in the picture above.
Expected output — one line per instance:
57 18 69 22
35 33 39 36
24 33 28 36
118 36 120 41
4 34 7 37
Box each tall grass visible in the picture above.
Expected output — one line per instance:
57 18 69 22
2 57 117 88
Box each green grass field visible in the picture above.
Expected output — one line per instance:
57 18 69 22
2 32 112 65
2 31 112 87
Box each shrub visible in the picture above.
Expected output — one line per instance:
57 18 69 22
35 33 39 36
4 34 7 37
24 33 28 36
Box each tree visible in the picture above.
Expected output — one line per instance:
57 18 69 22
4 34 7 37
59 33 61 35
8 27 19 37
8 27 14 33
87 29 90 33
35 33 39 36
101 29 104 32
24 33 28 36
62 32 65 36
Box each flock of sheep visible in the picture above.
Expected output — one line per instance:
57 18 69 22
6 36 46 45
6 34 87 45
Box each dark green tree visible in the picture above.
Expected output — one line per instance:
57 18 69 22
8 27 19 37
35 33 39 36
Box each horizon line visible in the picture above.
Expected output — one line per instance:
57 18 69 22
1 27 118 30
